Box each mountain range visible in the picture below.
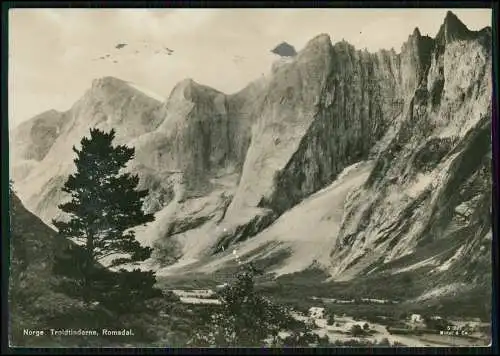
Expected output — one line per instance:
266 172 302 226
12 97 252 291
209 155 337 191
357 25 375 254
10 11 492 309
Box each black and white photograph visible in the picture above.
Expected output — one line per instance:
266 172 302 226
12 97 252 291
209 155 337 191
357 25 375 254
7 7 494 348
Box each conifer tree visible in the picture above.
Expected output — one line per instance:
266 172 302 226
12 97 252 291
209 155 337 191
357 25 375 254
52 128 155 303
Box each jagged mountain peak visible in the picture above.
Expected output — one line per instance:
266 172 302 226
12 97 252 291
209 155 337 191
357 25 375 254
84 76 165 105
172 77 199 92
169 77 224 102
296 33 333 65
404 26 432 47
479 26 492 35
91 76 127 89
88 76 139 98
269 39 329 74
443 10 470 32
302 33 332 51
39 108 61 116
16 109 63 128
444 10 465 26
436 10 471 43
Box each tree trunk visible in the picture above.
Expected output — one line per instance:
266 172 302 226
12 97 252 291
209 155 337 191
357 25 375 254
82 232 95 303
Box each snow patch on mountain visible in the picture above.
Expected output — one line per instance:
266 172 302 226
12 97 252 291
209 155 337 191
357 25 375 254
160 161 374 277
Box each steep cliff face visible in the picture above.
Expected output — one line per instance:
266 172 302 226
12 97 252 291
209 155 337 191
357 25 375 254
124 79 258 251
218 25 447 244
224 34 336 218
129 78 252 202
327 15 492 286
258 40 400 216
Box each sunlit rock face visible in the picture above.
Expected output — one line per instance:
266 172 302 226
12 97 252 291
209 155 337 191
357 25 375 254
328 12 492 283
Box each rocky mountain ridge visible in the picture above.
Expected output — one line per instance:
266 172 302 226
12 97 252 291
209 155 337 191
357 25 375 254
10 11 492 302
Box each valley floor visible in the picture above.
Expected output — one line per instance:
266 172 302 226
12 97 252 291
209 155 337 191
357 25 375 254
163 286 490 347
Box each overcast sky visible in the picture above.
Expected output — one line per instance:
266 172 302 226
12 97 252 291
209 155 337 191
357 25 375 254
9 8 491 128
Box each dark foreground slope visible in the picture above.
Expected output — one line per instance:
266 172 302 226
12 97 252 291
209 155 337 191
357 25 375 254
9 192 89 346
8 191 191 347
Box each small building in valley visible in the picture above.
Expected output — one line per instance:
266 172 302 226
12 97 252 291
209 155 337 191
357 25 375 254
410 313 423 323
309 307 325 319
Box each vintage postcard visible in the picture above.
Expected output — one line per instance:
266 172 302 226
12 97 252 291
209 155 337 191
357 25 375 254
7 7 494 348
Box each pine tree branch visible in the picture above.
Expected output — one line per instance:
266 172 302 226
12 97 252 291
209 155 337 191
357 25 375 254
95 250 126 260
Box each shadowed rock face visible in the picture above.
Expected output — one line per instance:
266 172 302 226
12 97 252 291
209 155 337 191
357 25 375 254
9 110 68 182
11 12 492 295
10 110 67 162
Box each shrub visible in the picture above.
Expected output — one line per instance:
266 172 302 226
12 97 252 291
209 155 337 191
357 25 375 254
327 314 335 325
423 316 451 331
378 338 391 346
188 264 319 347
350 324 365 337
